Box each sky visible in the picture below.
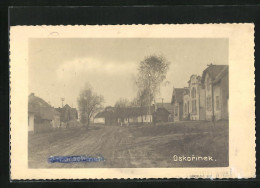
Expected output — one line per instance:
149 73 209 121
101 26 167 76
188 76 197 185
29 38 228 108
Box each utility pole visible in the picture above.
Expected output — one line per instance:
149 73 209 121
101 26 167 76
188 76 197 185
61 98 65 108
148 73 151 122
161 98 164 107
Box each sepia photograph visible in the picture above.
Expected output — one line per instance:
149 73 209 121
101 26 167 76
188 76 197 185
28 38 229 168
10 24 255 179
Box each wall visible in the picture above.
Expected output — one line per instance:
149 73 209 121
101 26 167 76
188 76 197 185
94 117 105 124
183 94 189 120
174 103 179 121
220 73 229 120
142 115 152 123
190 85 199 120
34 119 52 133
213 84 221 120
205 73 213 120
28 113 34 132
52 115 61 128
199 87 206 120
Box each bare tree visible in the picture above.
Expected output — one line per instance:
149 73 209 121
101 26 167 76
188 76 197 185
114 98 130 108
136 55 170 114
77 84 104 128
114 98 130 125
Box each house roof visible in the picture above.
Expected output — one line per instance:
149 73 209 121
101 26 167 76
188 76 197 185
201 65 228 84
155 107 170 116
95 106 156 119
212 66 229 84
64 104 71 108
28 93 60 120
117 106 155 117
56 105 78 114
95 110 116 118
156 103 174 112
171 88 189 104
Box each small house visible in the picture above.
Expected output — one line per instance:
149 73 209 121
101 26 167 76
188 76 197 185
56 104 78 126
94 107 117 126
28 93 60 133
155 107 170 123
171 87 189 121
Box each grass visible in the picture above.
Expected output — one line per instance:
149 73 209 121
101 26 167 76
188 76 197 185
128 120 229 167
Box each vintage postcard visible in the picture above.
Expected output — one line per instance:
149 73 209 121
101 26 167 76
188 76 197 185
10 24 255 179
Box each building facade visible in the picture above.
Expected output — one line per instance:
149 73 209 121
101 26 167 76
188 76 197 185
201 65 229 121
171 64 229 122
188 75 206 121
28 93 61 133
171 88 189 121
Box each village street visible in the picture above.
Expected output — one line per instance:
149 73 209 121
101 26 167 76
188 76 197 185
29 121 228 168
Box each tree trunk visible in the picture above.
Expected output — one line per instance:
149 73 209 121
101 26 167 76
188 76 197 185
87 117 90 129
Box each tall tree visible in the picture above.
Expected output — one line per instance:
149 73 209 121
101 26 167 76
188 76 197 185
77 84 104 128
114 98 130 108
114 98 130 125
136 55 170 108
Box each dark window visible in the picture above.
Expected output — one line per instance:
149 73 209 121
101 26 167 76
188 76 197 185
192 100 197 113
207 96 212 111
192 87 196 98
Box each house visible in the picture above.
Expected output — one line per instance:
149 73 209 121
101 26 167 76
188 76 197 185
117 106 155 125
155 107 170 122
94 107 117 125
52 110 61 128
28 93 61 133
93 113 105 124
156 102 174 122
201 64 229 121
156 102 174 115
171 87 189 121
187 75 206 120
56 104 78 126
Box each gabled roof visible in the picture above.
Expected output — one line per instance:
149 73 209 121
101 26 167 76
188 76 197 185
201 65 228 84
64 104 71 108
156 103 174 112
171 88 189 104
117 106 155 117
95 106 156 119
28 93 60 120
155 107 170 116
213 66 229 84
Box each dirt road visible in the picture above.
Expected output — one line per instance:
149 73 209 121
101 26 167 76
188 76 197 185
29 122 228 168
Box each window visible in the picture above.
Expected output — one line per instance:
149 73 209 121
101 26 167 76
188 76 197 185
184 103 187 113
192 100 197 113
191 87 196 98
207 96 212 111
175 106 178 116
216 96 220 110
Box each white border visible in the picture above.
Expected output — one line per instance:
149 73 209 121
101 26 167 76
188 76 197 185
10 24 255 179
